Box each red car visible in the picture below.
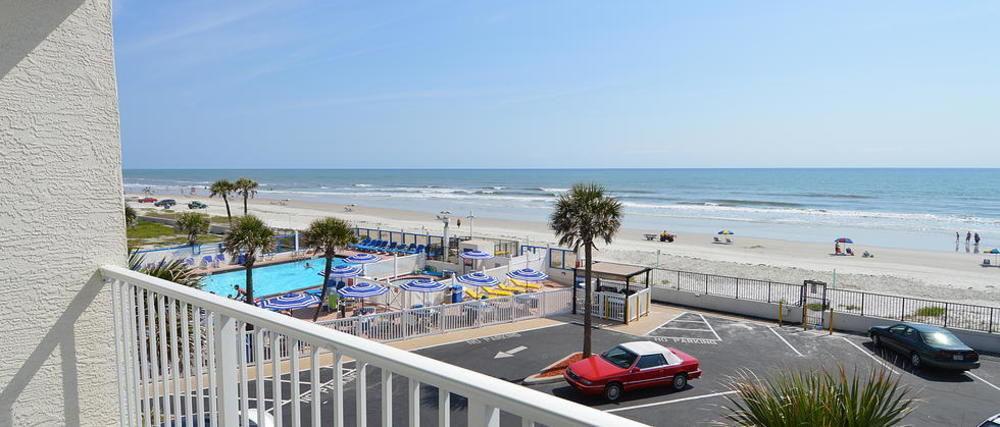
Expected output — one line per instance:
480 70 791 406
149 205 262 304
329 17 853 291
564 341 701 401
138 197 157 203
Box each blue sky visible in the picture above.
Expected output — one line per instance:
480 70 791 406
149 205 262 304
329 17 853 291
114 1 1000 168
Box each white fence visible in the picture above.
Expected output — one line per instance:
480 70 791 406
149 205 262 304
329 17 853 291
103 265 641 427
318 288 573 342
363 253 425 279
577 287 651 323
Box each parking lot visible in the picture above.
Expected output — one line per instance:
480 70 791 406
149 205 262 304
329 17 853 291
177 310 1000 426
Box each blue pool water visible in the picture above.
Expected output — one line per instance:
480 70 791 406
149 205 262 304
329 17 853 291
202 258 351 298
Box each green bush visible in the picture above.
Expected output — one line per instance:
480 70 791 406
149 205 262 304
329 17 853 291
723 366 914 427
806 302 828 312
913 306 946 317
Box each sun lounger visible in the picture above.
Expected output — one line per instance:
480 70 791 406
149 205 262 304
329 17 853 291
385 242 398 253
354 237 371 250
482 287 513 297
511 279 542 290
201 255 213 268
183 257 195 266
499 283 528 294
414 244 426 254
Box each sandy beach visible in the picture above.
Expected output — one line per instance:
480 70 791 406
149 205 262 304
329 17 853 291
129 193 1000 307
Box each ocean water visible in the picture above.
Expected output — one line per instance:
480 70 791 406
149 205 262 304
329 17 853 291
124 169 1000 252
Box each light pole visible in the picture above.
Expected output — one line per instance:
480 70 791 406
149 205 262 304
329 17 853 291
466 211 475 240
436 211 451 262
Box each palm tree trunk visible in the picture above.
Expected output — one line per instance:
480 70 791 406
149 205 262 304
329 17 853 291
243 194 249 215
314 253 334 321
223 194 232 225
583 242 593 358
245 259 255 305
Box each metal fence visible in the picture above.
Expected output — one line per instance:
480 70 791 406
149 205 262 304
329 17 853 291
649 268 803 307
317 288 573 342
649 267 1000 335
354 227 446 258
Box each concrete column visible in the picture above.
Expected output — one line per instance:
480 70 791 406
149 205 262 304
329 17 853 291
0 0 124 425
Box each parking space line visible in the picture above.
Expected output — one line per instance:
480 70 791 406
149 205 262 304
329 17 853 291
667 319 707 324
768 327 803 357
605 390 737 413
659 326 713 332
697 314 722 341
967 372 1000 393
648 311 688 332
841 337 900 375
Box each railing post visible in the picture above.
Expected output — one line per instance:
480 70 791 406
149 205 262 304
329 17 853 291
677 270 681 290
214 314 239 427
735 278 739 300
990 309 994 334
901 297 907 321
705 274 709 295
861 293 865 316
944 302 949 327
767 282 772 304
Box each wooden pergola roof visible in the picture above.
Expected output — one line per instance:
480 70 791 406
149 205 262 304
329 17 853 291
573 261 651 282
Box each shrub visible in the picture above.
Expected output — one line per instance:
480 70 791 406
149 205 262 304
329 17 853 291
913 306 946 318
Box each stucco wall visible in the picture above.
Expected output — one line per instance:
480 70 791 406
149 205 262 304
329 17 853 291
0 0 124 425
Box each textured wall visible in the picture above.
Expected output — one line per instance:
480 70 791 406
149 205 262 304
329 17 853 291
0 0 124 425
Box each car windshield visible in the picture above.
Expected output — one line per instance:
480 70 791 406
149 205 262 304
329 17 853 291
921 331 962 346
600 346 638 369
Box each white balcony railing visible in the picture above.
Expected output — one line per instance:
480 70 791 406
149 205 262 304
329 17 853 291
102 265 646 427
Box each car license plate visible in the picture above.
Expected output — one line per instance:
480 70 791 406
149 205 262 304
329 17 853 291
953 355 964 361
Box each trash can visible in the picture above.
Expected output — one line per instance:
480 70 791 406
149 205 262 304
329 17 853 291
451 285 463 303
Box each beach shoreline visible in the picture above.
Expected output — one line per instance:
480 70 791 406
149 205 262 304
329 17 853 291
128 192 1000 306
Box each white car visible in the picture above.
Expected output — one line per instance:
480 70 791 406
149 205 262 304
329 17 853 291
980 413 1000 427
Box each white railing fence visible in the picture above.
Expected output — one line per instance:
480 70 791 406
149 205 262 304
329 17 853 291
576 287 652 323
104 265 638 427
318 288 573 343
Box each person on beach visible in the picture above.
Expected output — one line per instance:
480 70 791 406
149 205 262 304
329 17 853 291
457 218 462 228
975 232 981 245
835 241 842 255
967 231 972 244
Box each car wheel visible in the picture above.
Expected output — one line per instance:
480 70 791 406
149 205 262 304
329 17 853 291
872 335 880 347
910 353 922 369
604 383 623 402
672 373 688 391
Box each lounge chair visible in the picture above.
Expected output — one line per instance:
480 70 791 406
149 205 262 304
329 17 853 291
511 279 542 290
354 237 371 250
359 239 377 251
183 257 195 266
414 244 426 254
403 243 417 254
215 254 225 267
482 287 513 297
713 237 721 244
725 238 733 244
373 240 389 252
201 255 213 268
385 242 398 253
499 283 528 294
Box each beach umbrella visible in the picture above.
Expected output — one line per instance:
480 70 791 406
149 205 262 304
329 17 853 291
258 292 320 311
400 278 449 307
346 253 381 264
459 250 494 260
834 237 853 244
506 268 549 282
457 272 500 298
316 264 363 292
717 230 735 235
338 281 389 311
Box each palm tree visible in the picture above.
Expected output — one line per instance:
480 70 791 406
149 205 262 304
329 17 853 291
223 215 275 305
722 366 914 426
549 183 622 357
209 179 235 225
125 203 137 227
234 177 258 216
176 212 210 246
303 217 357 321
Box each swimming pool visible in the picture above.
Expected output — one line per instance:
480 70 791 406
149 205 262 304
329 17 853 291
202 257 351 298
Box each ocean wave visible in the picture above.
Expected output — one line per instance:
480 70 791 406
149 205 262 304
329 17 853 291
353 183 372 187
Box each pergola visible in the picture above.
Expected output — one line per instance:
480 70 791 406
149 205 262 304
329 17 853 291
572 261 652 322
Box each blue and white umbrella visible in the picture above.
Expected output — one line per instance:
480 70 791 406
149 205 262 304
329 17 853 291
258 292 320 311
459 250 494 260
399 278 448 293
507 268 548 282
399 278 448 307
346 253 381 264
338 281 388 298
326 264 364 278
457 272 500 287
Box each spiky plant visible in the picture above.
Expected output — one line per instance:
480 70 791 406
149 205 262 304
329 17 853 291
209 179 235 225
125 203 138 227
223 215 275 305
721 366 915 427
549 183 622 357
303 217 357 320
233 177 258 216
128 250 202 288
